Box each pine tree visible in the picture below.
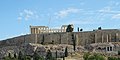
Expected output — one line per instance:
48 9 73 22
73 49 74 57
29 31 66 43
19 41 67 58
72 34 76 51
55 50 58 59
63 56 65 60
77 27 79 32
66 24 73 32
33 52 40 60
18 51 23 60
64 47 68 57
80 29 83 31
41 35 44 45
46 49 52 60
83 52 90 60
98 27 102 30
14 53 17 58
8 53 12 58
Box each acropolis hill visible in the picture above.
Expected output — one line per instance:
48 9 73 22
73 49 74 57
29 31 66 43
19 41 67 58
0 24 120 60
1 24 120 46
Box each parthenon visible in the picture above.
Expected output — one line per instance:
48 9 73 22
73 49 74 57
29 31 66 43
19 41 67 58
30 24 74 34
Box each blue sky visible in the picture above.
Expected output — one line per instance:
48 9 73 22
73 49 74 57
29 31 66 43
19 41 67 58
0 0 120 40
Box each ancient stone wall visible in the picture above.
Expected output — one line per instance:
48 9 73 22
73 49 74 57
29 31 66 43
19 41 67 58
0 29 120 47
0 34 36 47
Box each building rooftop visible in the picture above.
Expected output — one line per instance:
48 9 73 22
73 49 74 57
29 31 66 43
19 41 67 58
30 26 49 28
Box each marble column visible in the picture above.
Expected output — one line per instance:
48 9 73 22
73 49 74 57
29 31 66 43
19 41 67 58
95 33 97 43
116 33 118 42
33 28 35 34
102 34 104 43
37 28 39 34
75 34 79 46
107 34 108 42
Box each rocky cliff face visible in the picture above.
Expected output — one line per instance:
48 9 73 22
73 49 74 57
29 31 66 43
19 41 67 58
0 43 85 59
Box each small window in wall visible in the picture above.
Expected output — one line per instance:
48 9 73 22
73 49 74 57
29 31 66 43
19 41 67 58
98 47 101 49
107 47 109 51
110 47 112 51
118 51 120 55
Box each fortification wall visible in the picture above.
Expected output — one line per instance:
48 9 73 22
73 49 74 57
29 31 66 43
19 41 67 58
0 34 36 47
0 29 120 47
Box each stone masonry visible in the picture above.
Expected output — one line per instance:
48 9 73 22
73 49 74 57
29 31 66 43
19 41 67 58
0 29 120 47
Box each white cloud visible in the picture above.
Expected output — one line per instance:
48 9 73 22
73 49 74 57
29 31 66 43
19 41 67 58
19 12 23 16
98 7 120 14
98 1 120 14
112 14 120 19
55 8 81 18
24 9 34 15
97 1 120 20
18 9 40 21
65 18 103 25
18 17 22 21
98 6 112 13
97 2 120 21
23 9 34 20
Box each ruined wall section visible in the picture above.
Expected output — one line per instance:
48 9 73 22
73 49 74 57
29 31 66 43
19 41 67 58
37 32 73 45
0 34 36 47
37 32 97 46
75 31 95 46
95 29 120 43
0 29 120 47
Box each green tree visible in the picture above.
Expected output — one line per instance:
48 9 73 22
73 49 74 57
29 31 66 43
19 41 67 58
63 56 65 60
8 53 12 59
72 34 76 51
46 50 57 60
98 27 102 30
20 55 31 60
118 58 120 60
46 49 52 60
66 24 73 32
55 50 58 59
3 53 17 60
64 47 68 57
83 53 105 60
80 28 83 31
3 56 11 60
77 27 79 32
3 52 32 60
118 51 120 55
33 52 43 60
108 57 119 60
24 55 31 60
83 52 90 60
18 51 23 60
14 53 17 58
91 54 105 60
41 35 45 45
87 55 95 60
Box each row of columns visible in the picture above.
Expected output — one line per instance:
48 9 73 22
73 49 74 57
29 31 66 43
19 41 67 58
95 33 119 43
61 26 67 32
31 27 67 34
31 27 49 34
30 25 70 34
31 28 39 34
